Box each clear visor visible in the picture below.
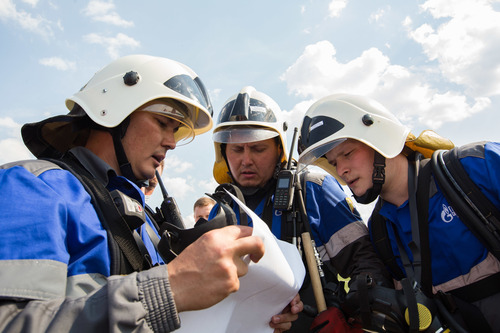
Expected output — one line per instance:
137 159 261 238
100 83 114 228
139 102 196 146
164 74 213 117
298 138 346 167
213 127 279 144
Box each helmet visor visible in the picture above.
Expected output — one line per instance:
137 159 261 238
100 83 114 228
213 127 278 144
217 98 277 124
164 74 213 117
138 101 196 145
298 138 346 167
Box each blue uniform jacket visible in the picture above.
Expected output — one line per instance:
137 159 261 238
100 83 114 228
0 147 178 333
210 172 388 280
373 142 500 292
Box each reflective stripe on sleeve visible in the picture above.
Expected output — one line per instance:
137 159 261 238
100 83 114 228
433 252 500 293
66 273 108 298
323 221 369 258
0 259 67 300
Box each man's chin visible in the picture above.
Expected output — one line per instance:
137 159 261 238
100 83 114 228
236 179 261 188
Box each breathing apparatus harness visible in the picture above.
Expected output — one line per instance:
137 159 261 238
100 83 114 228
39 153 154 275
369 144 500 332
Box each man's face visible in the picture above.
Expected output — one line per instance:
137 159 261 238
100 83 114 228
194 204 214 222
225 138 281 188
324 139 375 197
122 111 178 180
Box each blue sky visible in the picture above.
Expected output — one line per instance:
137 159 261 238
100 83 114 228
1 0 499 224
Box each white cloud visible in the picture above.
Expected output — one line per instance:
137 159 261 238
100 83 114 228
0 116 23 138
163 176 194 200
164 154 193 174
21 0 38 7
281 41 390 99
0 116 21 130
369 8 385 23
0 0 53 38
83 0 133 27
328 0 347 18
39 57 76 71
409 0 500 96
280 40 490 129
0 138 32 165
0 117 33 164
282 100 315 147
83 32 140 59
197 178 218 195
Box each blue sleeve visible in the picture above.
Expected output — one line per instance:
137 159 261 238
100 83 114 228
306 174 362 246
0 166 110 276
461 142 500 208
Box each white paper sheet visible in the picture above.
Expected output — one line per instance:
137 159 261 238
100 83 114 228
177 191 305 333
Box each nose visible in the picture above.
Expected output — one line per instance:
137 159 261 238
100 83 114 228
241 147 253 166
336 159 348 178
162 128 177 150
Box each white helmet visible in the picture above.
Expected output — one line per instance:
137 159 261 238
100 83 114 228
23 54 213 158
212 86 288 184
298 93 409 182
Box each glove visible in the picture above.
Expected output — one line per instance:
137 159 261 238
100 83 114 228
310 307 363 333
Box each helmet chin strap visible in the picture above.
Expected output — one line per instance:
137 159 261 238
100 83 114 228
353 151 386 204
111 117 138 184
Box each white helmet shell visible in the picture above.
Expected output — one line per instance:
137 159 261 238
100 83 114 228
212 86 288 184
23 54 213 158
66 54 213 137
298 93 409 180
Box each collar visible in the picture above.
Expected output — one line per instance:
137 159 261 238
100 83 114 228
69 146 118 186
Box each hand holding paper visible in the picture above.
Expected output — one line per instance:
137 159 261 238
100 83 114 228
177 191 305 333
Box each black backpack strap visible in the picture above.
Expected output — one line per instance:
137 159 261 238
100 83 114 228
213 183 249 226
432 148 500 261
416 157 433 297
46 156 151 274
370 199 405 280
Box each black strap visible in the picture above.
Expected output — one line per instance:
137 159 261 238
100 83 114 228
407 153 423 285
432 149 500 262
370 200 405 280
46 155 151 273
450 272 500 303
214 183 249 226
416 158 433 297
394 232 419 333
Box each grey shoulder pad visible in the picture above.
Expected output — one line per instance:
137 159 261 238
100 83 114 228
455 141 486 160
0 159 61 177
303 171 326 186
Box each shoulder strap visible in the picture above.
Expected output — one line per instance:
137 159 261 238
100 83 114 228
431 148 500 261
45 155 151 274
213 183 248 226
370 199 406 280
415 157 433 297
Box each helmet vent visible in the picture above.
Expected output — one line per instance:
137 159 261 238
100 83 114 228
123 71 140 86
362 114 374 126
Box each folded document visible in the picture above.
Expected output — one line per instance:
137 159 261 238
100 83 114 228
177 191 306 333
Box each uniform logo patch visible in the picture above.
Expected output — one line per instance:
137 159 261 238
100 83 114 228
441 204 456 223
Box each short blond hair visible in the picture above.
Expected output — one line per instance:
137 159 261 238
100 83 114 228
193 196 216 211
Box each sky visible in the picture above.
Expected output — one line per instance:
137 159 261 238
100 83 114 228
1 0 500 225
